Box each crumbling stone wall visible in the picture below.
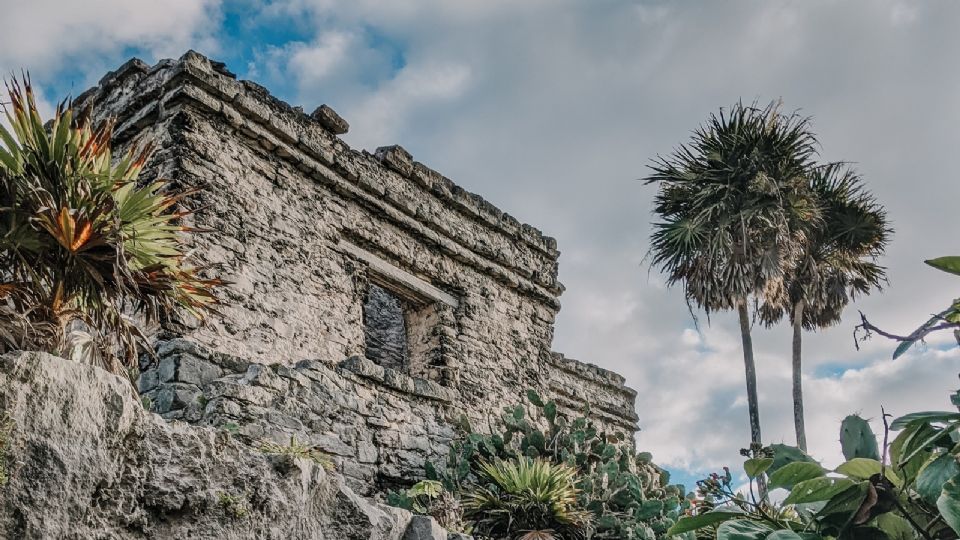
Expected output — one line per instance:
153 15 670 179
78 51 640 489
139 339 456 495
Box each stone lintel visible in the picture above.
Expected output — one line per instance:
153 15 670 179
337 239 459 308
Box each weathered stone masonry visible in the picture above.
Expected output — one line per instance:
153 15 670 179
78 51 640 495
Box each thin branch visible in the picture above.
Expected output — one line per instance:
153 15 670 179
854 311 960 351
881 407 890 474
892 497 935 540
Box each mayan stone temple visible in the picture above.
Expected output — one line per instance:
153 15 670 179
0 52 659 540
0 51 645 537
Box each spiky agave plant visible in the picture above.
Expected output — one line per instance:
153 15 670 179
0 76 220 375
464 457 591 540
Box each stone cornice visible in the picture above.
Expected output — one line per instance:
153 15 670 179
75 51 565 302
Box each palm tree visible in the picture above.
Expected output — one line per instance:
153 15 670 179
645 102 819 474
760 163 890 451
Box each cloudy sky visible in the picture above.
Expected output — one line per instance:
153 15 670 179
5 0 960 488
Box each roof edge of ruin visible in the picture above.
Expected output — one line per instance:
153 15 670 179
75 50 563 264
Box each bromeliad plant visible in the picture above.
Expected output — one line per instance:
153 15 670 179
465 457 592 540
671 386 960 540
0 77 220 374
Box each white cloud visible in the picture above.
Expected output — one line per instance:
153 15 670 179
0 0 220 88
287 31 354 85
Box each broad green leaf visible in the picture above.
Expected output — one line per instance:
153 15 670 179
890 411 960 430
937 474 960 535
835 458 901 487
744 457 774 479
783 477 856 505
666 510 743 534
818 482 870 530
715 519 774 540
917 453 960 505
899 422 960 465
768 462 826 490
926 256 960 277
769 444 818 474
526 389 543 407
873 513 915 540
890 422 934 483
767 531 823 540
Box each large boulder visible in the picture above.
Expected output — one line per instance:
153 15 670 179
0 351 427 539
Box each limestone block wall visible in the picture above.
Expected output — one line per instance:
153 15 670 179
140 339 457 495
79 51 641 485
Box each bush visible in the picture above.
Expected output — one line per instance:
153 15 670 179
0 77 220 374
672 385 960 539
389 390 691 539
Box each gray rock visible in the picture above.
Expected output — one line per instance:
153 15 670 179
403 516 447 540
0 351 417 540
375 145 414 176
311 104 349 135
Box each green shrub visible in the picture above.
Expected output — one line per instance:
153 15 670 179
387 479 470 534
390 390 690 539
217 491 249 519
673 386 960 539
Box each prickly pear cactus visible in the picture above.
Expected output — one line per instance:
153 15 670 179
405 390 690 539
840 414 880 461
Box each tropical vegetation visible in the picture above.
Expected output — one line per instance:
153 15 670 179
0 77 220 376
388 390 691 539
671 384 960 540
645 101 815 485
646 100 890 463
759 163 890 450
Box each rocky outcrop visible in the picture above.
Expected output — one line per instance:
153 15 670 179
0 351 460 540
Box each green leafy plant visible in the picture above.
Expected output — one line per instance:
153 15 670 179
390 390 691 539
672 388 960 540
386 479 470 533
0 76 221 375
464 457 591 540
258 436 334 471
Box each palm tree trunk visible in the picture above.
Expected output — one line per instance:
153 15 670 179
792 300 807 452
737 299 763 447
737 298 767 499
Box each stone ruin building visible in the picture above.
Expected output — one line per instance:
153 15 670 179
76 51 640 496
